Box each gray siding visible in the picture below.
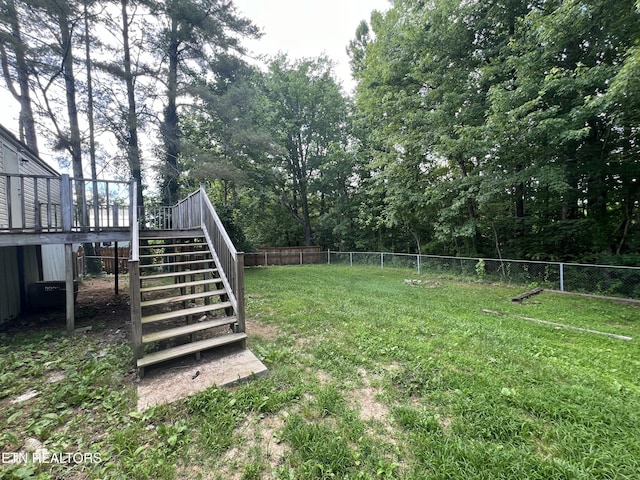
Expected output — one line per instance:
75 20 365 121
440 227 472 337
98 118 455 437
0 128 61 230
42 244 65 281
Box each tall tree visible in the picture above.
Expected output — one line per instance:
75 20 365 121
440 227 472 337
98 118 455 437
151 0 259 205
262 55 349 246
22 0 86 208
0 0 38 153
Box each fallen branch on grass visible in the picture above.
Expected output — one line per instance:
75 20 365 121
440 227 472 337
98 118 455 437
511 287 544 302
482 309 632 341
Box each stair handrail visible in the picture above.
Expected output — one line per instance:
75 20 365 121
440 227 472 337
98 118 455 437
197 186 245 334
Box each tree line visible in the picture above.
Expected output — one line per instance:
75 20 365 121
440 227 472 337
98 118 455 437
1 0 639 263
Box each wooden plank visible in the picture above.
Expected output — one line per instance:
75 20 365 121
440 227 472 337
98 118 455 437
140 251 210 258
236 252 245 334
114 241 119 295
137 333 247 369
139 229 204 239
0 231 131 247
141 301 232 324
141 289 225 307
65 243 74 333
141 268 216 281
515 315 632 341
142 316 237 344
129 181 139 262
139 242 206 249
482 309 632 341
139 259 214 269
511 287 544 302
140 277 223 293
129 261 143 359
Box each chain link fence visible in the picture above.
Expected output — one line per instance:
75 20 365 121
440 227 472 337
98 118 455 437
327 251 640 300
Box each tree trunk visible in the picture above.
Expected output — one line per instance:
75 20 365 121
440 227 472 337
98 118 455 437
83 0 101 272
58 7 85 219
456 157 480 250
161 17 180 205
0 0 38 154
121 0 144 217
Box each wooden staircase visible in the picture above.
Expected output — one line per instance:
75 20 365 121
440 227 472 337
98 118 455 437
133 228 246 375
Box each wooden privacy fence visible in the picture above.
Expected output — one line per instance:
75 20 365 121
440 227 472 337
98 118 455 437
245 246 324 266
99 247 130 274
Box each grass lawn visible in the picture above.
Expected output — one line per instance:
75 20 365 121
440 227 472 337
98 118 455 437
1 265 638 479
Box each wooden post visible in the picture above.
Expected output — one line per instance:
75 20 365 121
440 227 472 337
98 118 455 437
113 203 120 228
46 178 52 230
236 252 246 337
80 179 87 231
114 241 119 295
65 243 74 333
20 176 26 228
34 178 41 231
129 260 142 360
93 179 99 231
6 176 13 228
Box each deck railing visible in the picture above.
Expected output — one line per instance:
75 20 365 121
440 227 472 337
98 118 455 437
1 173 133 233
141 206 173 230
172 187 245 333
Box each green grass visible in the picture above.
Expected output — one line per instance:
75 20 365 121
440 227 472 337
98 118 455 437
0 265 638 479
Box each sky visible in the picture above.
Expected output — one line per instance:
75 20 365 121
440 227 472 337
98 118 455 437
231 0 390 92
0 0 390 166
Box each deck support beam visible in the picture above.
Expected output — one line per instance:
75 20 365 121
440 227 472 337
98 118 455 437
65 243 74 333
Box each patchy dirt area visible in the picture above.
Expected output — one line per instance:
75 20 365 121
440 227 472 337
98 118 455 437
2 275 131 336
3 276 270 409
4 275 277 345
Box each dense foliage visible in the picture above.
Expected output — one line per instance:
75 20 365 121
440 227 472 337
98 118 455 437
351 0 640 261
1 0 638 262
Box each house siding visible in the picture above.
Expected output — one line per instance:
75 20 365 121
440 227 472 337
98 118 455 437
42 244 66 281
0 125 65 323
0 126 61 230
0 246 20 323
0 245 44 323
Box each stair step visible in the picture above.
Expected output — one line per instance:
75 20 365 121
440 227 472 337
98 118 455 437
141 268 216 281
137 333 247 369
142 316 237 344
141 289 226 307
141 278 223 293
140 242 207 249
142 302 233 324
139 259 215 270
140 251 211 258
140 229 204 240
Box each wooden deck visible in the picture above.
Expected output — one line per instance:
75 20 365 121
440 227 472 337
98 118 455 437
0 229 131 247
